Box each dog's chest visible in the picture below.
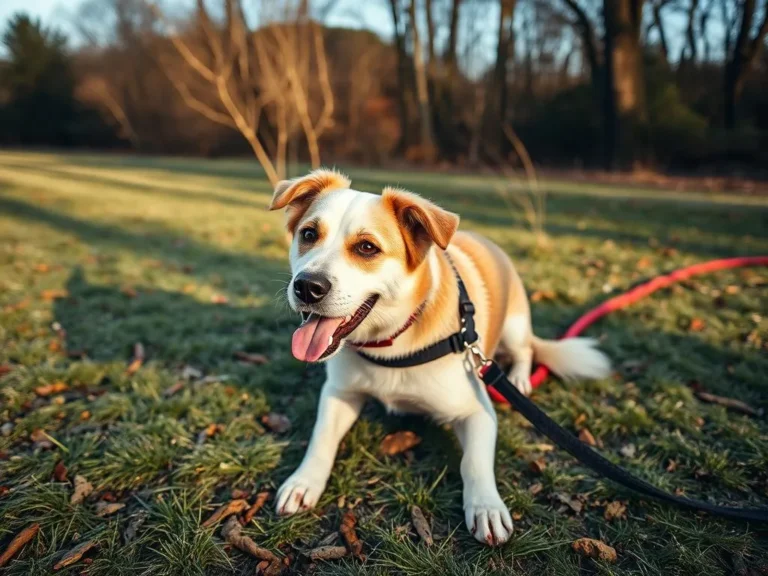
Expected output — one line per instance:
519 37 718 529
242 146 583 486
336 353 485 421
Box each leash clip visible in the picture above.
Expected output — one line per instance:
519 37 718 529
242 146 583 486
466 342 490 374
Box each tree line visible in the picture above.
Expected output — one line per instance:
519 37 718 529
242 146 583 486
1 0 767 182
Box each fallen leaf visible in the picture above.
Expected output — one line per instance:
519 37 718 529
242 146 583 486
163 382 185 397
0 365 13 376
578 428 597 447
619 444 636 458
529 458 547 474
123 511 148 545
243 492 270 524
53 460 68 482
689 318 706 332
95 502 126 517
340 511 364 559
256 559 282 576
181 365 203 380
80 410 91 421
121 286 137 298
410 506 433 546
572 537 617 563
35 381 69 397
1 423 13 437
30 429 53 449
202 499 249 528
530 289 556 302
70 475 94 505
380 431 421 455
53 539 97 570
308 545 348 561
34 263 50 273
261 413 291 434
529 482 543 496
553 492 583 514
0 486 9 497
604 501 626 521
512 511 523 521
41 289 69 301
125 342 145 375
221 516 278 561
211 294 229 304
234 351 270 365
666 459 677 473
0 523 40 567
573 413 587 427
636 256 652 270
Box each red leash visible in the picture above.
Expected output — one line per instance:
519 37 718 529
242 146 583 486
489 256 768 404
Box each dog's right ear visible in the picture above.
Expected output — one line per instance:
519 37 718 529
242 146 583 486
269 169 350 233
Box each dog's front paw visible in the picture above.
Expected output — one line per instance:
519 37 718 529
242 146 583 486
464 489 514 546
508 368 532 396
276 472 326 515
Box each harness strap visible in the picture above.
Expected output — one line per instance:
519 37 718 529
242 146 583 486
356 258 768 523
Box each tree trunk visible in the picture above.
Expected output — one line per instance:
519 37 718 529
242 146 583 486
603 0 647 170
484 0 516 155
445 0 461 74
723 0 768 129
388 0 411 152
409 0 436 159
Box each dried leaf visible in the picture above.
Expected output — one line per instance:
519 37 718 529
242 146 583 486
234 351 270 365
123 511 148 545
529 458 547 474
308 546 348 561
688 318 706 332
380 431 421 456
572 538 617 563
573 413 587 427
340 511 364 559
553 493 583 514
181 365 203 380
529 482 543 496
211 294 229 304
578 428 597 447
125 342 145 375
202 499 249 528
70 475 94 505
635 256 652 270
41 289 69 301
694 390 763 417
121 286 137 298
261 413 292 434
30 429 53 449
163 382 185 397
0 365 13 376
530 289 556 302
53 460 68 482
34 263 50 273
221 516 278 562
243 492 270 524
35 381 69 397
53 539 97 570
410 506 433 546
604 501 626 521
95 502 125 517
0 523 40 567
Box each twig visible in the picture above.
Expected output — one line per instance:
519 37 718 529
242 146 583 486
0 523 40 567
695 391 764 418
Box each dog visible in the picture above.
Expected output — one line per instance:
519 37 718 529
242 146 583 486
269 169 611 545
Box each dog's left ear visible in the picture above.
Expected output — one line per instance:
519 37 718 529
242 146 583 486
383 187 459 268
269 169 350 232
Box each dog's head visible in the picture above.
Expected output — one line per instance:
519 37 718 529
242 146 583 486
269 169 459 362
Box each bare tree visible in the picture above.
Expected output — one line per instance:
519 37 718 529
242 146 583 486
149 0 335 185
409 0 437 159
723 0 768 129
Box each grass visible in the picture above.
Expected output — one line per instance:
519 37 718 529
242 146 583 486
0 151 766 575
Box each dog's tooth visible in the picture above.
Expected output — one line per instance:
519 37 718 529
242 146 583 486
328 335 333 346
345 315 352 323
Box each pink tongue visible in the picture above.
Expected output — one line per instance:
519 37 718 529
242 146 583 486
292 315 345 362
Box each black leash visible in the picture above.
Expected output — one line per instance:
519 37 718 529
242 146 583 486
358 262 768 523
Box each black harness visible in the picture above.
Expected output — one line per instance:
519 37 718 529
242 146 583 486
357 264 768 524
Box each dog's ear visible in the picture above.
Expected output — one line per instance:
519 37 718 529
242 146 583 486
269 169 350 232
383 187 459 268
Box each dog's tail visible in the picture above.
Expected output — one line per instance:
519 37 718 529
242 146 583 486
531 336 611 381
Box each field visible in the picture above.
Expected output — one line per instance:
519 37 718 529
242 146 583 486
0 151 767 575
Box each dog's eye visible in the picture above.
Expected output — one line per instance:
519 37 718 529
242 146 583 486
356 241 380 257
300 228 318 243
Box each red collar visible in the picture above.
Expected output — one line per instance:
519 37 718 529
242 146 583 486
349 303 426 348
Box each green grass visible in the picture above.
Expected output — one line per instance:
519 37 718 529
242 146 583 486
0 151 767 575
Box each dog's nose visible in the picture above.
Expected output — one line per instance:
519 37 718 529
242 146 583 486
293 272 332 304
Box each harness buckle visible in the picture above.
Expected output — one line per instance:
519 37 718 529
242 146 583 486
466 343 490 373
460 301 475 315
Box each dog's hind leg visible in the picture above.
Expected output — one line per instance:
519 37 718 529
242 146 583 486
499 312 534 396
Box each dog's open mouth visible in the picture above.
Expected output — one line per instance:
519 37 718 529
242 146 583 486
291 296 379 362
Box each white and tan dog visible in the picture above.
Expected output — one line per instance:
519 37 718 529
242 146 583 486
269 169 610 545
